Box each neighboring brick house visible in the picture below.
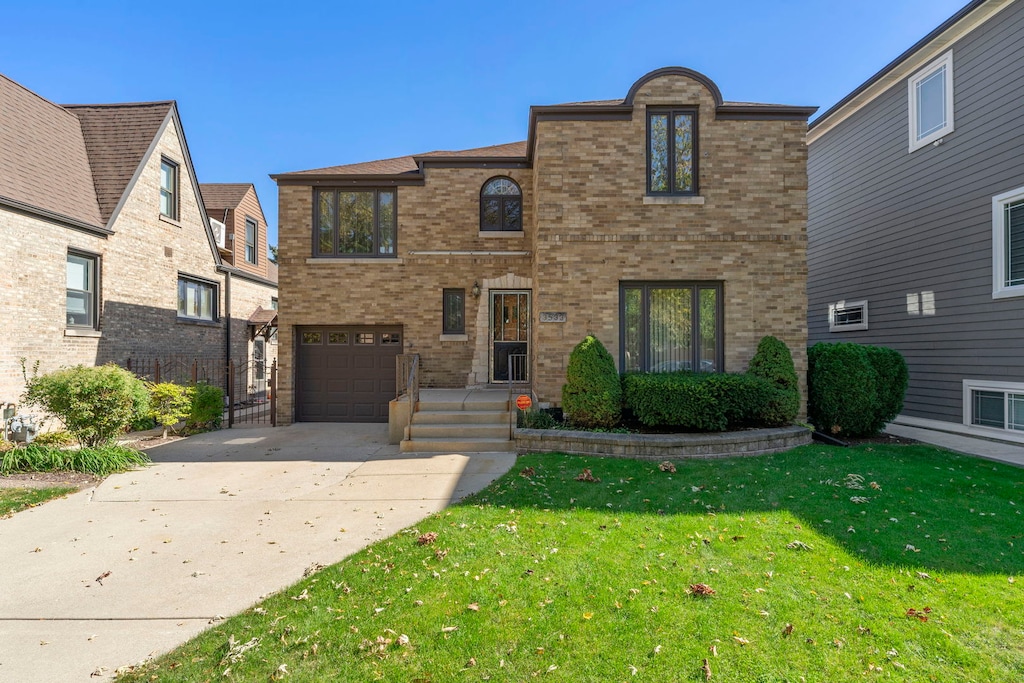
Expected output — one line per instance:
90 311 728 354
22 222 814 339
200 183 279 394
0 73 275 405
807 0 1024 443
272 67 816 424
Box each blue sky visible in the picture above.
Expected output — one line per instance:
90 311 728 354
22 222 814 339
1 0 967 250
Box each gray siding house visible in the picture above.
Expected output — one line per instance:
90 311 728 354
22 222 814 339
807 0 1024 443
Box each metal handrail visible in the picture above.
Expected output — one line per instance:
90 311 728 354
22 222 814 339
396 354 420 440
507 353 529 439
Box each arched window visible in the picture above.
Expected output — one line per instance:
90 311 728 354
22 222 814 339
480 177 522 232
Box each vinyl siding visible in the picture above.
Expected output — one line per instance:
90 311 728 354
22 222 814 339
807 0 1024 425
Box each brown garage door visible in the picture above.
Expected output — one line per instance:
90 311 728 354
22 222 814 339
296 326 402 422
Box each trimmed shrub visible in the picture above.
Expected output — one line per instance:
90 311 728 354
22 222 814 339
148 382 192 438
562 336 621 428
22 364 150 447
865 345 909 432
186 383 224 432
33 430 74 447
807 343 878 437
747 336 800 426
623 372 777 432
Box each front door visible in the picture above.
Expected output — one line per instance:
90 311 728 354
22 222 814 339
490 290 530 382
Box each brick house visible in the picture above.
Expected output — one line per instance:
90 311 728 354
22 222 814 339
272 67 815 426
0 73 276 406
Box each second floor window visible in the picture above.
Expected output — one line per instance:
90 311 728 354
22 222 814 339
245 217 258 264
647 109 696 195
160 158 178 219
480 177 522 231
315 189 396 257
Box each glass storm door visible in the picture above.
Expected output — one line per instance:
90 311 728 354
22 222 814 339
490 291 530 382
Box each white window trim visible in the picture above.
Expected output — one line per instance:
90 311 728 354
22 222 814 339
962 378 1024 437
992 185 1024 299
828 299 868 332
908 50 954 153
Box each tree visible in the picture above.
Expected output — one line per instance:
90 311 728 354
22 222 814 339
268 245 278 264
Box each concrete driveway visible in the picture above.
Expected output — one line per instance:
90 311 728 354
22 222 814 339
0 424 515 682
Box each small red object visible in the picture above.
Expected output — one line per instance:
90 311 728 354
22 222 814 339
515 395 532 410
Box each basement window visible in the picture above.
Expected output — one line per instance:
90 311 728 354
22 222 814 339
828 300 868 332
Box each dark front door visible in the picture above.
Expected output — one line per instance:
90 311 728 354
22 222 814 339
490 291 529 382
296 326 401 422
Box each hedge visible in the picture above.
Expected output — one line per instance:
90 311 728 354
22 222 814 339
807 342 907 438
623 372 778 432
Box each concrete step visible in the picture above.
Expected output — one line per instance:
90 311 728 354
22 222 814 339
400 437 514 453
417 399 510 412
412 410 511 425
409 423 510 439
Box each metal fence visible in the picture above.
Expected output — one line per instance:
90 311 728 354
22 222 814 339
122 356 276 427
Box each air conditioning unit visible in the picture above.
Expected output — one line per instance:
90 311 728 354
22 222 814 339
210 218 227 249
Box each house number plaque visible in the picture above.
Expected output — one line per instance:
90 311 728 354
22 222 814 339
539 312 567 323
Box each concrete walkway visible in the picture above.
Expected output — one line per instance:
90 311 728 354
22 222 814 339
886 423 1024 467
0 424 516 682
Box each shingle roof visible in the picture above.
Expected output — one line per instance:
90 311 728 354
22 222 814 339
0 74 103 227
284 140 528 176
199 183 252 210
63 102 173 224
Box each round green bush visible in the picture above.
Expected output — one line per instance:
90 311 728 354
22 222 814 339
807 343 879 437
865 345 909 432
747 336 800 426
562 335 621 428
22 364 150 447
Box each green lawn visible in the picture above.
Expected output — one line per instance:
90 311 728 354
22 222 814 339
0 486 76 517
119 444 1024 682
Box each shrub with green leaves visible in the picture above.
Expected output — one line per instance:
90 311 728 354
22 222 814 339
148 382 192 438
22 364 150 447
807 343 879 437
187 383 224 432
32 430 74 447
747 336 800 426
561 336 621 428
518 408 556 430
623 372 777 431
865 345 909 432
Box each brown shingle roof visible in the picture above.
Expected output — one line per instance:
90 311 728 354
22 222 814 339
199 183 252 211
0 74 103 227
283 140 528 176
247 306 278 326
63 101 173 224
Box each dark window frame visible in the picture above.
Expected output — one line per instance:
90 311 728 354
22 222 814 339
479 176 523 232
619 281 724 374
66 249 100 329
313 188 398 258
646 108 699 196
160 157 179 220
443 288 466 334
176 273 219 323
244 216 258 265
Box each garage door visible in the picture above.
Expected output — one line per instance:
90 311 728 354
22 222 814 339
296 326 402 422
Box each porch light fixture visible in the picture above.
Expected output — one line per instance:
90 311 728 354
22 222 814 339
471 281 481 298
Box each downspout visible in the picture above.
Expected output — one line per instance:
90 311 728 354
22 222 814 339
224 268 232 403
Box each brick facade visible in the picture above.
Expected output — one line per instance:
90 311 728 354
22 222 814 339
275 68 812 425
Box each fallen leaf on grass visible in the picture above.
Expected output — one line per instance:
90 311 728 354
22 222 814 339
786 540 813 551
441 626 458 633
582 612 594 620
688 583 716 597
519 467 536 478
702 658 712 681
467 603 479 611
575 469 600 483
658 462 676 473
782 623 794 637
417 532 438 546
732 635 750 646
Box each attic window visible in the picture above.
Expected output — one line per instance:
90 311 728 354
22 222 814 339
160 158 179 220
908 51 954 152
245 217 258 265
829 300 868 332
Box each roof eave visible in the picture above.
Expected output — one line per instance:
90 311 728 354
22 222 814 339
0 194 113 236
271 172 425 186
715 104 818 121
